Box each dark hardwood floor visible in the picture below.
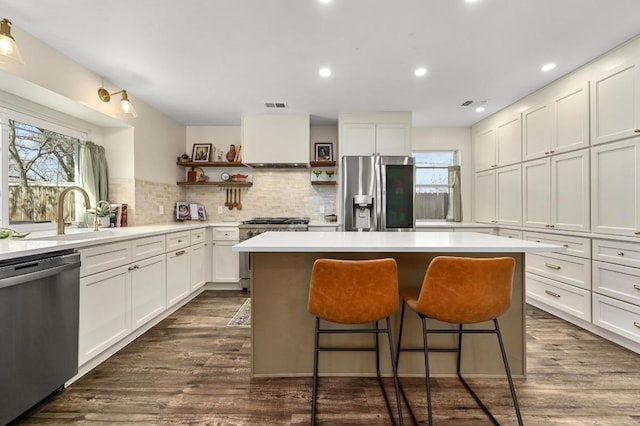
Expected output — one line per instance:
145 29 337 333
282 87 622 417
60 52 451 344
18 291 640 425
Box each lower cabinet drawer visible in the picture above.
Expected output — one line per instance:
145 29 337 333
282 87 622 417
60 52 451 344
526 252 591 290
593 293 640 344
592 239 640 269
593 260 640 306
526 272 591 321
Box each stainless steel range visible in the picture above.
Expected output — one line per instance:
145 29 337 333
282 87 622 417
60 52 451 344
238 217 309 290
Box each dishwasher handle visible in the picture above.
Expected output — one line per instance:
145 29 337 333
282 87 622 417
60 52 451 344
0 260 80 290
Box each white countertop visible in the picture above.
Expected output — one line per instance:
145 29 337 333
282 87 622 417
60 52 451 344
233 231 563 253
0 222 230 261
415 221 495 228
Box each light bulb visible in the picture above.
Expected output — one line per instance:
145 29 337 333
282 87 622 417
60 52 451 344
0 36 14 55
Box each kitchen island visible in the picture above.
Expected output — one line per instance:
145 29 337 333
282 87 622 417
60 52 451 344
234 231 561 378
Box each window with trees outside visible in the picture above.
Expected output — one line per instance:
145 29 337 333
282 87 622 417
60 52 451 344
1 111 85 229
413 150 458 220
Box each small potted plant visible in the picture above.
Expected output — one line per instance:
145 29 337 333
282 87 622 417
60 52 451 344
92 203 112 228
178 153 190 163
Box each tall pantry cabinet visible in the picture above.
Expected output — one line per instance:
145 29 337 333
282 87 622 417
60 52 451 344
472 46 640 354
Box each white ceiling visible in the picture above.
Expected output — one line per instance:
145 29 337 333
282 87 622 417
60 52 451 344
3 0 640 127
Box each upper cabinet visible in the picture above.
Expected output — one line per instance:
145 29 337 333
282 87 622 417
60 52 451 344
591 138 640 237
339 112 412 157
241 114 310 165
473 114 521 171
523 83 589 161
591 59 640 145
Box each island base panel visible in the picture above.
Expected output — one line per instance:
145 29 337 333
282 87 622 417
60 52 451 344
251 252 525 378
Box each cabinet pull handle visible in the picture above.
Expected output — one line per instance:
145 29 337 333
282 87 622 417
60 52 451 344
547 224 555 228
563 244 569 247
134 265 139 270
634 284 640 291
545 263 561 270
545 290 561 298
618 252 625 256
634 322 640 328
128 266 135 271
549 150 555 154
535 240 541 243
634 129 640 133
635 231 640 235
176 250 186 256
544 151 550 155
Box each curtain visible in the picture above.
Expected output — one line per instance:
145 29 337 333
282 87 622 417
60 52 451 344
78 141 109 221
415 193 449 220
446 165 462 222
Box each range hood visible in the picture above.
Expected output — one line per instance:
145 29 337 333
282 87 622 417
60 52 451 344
242 113 310 168
248 162 308 169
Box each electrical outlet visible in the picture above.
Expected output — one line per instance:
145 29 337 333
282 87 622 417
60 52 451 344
218 206 223 214
319 205 325 214
159 205 164 215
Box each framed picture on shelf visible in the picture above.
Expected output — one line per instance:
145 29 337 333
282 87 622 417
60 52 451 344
314 142 333 161
191 143 212 162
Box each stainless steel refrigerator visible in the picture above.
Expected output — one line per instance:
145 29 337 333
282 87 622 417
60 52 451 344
342 155 415 231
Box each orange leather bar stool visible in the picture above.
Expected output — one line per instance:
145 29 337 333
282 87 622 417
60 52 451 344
308 258 404 426
395 256 522 426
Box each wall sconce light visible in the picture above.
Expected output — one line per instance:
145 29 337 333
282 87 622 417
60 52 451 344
0 18 24 64
97 87 138 118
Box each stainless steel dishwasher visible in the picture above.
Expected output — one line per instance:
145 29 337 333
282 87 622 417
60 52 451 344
0 249 81 425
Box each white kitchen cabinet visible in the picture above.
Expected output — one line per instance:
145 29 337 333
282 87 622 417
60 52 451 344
189 228 208 291
473 127 496 172
473 164 522 225
473 169 496 224
591 138 640 237
498 229 523 239
211 226 240 283
523 83 589 161
339 112 412 156
190 242 207 291
523 103 552 161
552 83 590 153
131 254 166 330
590 58 640 145
473 115 521 171
241 113 310 164
166 247 191 306
79 265 131 366
212 241 240 283
523 149 590 232
592 239 640 345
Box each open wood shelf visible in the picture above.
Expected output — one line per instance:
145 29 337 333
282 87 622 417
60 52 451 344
177 161 250 168
309 161 336 167
176 181 252 187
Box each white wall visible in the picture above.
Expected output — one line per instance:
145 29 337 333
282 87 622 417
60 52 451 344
412 127 472 221
0 24 186 186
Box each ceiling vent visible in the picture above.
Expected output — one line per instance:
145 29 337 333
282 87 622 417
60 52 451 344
264 102 288 109
460 100 488 107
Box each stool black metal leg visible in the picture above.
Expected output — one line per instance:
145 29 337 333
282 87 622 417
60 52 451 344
494 319 523 426
385 317 404 426
421 316 434 426
311 317 320 426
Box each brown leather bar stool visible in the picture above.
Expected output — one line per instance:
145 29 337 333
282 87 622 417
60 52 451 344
395 256 522 426
308 258 404 426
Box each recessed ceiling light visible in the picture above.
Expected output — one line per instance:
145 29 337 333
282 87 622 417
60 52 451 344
414 67 428 77
318 0 333 3
465 0 480 3
475 106 486 112
541 63 556 72
319 67 332 78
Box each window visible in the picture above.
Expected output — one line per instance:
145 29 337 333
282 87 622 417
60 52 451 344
413 151 458 220
1 110 86 229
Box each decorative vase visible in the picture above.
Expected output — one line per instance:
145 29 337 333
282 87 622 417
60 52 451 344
98 216 111 228
226 144 237 162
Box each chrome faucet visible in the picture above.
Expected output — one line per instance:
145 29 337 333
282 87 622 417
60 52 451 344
93 200 111 231
57 186 92 235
